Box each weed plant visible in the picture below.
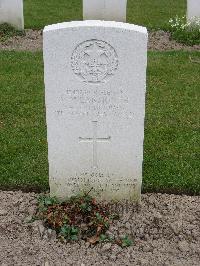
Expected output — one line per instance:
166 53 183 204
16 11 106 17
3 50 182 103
36 193 132 247
168 16 200 45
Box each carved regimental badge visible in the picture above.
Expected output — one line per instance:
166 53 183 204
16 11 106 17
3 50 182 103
71 40 118 83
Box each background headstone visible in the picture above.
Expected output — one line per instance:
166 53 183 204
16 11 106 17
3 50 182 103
187 0 200 22
83 0 127 22
0 0 24 30
43 20 148 202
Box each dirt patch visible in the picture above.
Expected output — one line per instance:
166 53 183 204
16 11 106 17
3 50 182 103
0 29 42 51
0 190 200 265
148 30 200 51
0 29 200 52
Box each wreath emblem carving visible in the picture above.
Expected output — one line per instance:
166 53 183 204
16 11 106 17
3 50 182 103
71 40 118 83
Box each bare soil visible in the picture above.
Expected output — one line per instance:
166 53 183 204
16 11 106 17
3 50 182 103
148 30 200 51
0 29 200 52
0 30 43 51
0 190 200 266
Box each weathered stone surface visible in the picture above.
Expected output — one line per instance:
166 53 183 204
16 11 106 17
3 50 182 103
187 0 200 22
0 0 24 30
0 209 7 215
83 0 127 22
43 20 148 201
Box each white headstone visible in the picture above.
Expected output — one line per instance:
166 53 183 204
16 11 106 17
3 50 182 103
187 0 200 22
83 0 127 22
43 20 148 202
0 0 24 30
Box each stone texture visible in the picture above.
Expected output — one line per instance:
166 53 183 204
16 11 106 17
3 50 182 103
187 0 200 22
43 20 147 201
83 0 127 22
0 0 24 30
0 208 7 215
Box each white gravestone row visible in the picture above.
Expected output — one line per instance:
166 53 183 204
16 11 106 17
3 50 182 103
187 0 200 22
44 20 148 202
0 0 24 30
83 0 127 22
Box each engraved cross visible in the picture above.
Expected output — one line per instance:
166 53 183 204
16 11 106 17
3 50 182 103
79 121 111 168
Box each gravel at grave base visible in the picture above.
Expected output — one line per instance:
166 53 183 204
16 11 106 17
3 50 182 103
0 29 200 52
148 30 200 51
0 29 43 52
0 191 200 266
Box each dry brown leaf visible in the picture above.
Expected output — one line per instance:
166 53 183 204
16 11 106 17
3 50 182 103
87 235 100 244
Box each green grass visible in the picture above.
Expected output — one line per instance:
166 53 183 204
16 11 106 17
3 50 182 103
144 52 200 195
0 51 199 194
127 0 186 30
0 52 48 191
24 0 82 29
23 0 186 30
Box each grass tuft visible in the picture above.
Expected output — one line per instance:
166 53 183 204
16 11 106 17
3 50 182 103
0 23 25 42
167 16 200 45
